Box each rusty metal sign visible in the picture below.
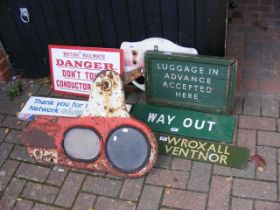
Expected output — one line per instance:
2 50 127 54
21 71 157 178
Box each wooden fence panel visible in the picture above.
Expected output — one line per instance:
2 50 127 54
8 0 47 77
39 0 63 44
178 0 195 47
67 0 89 46
143 0 162 37
0 0 27 70
52 0 77 45
96 0 118 47
127 0 147 41
80 0 103 47
0 0 227 78
111 0 132 45
161 0 178 43
203 0 228 55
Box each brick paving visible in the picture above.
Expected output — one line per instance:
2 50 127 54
0 0 280 209
207 176 232 210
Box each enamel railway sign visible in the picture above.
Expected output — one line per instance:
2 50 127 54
17 96 132 121
49 45 123 97
145 51 237 114
131 104 236 143
156 133 249 169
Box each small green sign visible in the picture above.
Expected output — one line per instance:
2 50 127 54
131 104 236 143
156 133 249 169
145 51 237 114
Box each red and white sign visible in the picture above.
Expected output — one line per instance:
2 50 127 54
49 45 123 96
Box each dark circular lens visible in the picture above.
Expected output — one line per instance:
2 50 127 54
63 128 100 161
106 126 150 173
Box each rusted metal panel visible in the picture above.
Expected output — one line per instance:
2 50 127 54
122 67 143 85
82 70 129 117
21 71 158 177
22 115 157 177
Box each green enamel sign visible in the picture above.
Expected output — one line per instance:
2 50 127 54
131 104 236 143
145 51 237 114
156 133 249 169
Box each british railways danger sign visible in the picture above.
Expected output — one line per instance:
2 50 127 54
145 51 237 113
49 45 123 96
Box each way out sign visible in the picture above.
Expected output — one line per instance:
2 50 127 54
145 51 237 114
49 45 123 96
131 104 236 143
157 133 249 169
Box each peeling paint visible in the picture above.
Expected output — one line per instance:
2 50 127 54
82 71 130 118
21 71 158 178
